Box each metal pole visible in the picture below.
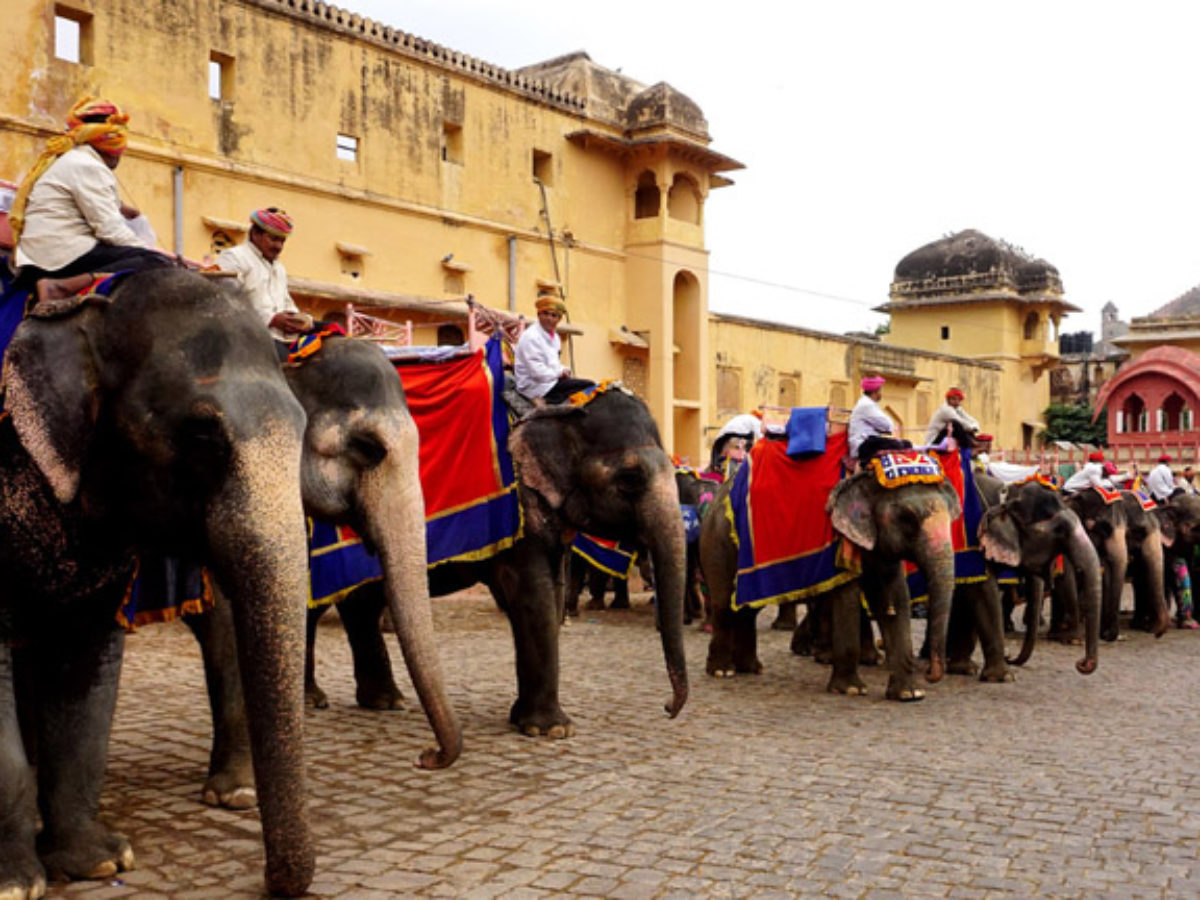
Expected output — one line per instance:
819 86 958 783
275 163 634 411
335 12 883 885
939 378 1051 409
173 166 184 257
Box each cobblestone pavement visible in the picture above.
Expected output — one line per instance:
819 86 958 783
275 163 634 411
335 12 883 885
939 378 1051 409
45 591 1200 898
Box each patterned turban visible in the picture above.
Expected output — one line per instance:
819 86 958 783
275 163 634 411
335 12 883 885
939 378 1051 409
9 96 130 247
861 376 886 392
250 207 294 237
535 290 566 314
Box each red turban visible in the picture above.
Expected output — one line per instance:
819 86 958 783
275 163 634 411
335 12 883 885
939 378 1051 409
1159 454 1172 463
1087 451 1105 463
250 207 294 237
946 387 964 400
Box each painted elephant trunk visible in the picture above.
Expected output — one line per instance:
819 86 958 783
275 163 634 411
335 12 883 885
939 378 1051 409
1067 522 1102 674
363 448 462 769
208 430 314 897
643 473 689 717
915 513 955 683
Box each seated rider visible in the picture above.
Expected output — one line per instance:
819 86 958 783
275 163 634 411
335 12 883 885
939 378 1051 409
709 409 763 472
215 207 317 359
1062 450 1114 494
924 387 992 450
849 375 911 465
9 96 172 299
513 290 594 405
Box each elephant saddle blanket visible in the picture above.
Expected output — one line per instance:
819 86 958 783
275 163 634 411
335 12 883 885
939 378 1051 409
1132 490 1158 511
304 337 522 606
906 447 990 604
571 533 639 579
869 451 944 489
726 430 857 611
1090 484 1124 504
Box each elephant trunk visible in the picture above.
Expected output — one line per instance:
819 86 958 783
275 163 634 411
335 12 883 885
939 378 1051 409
915 511 956 683
643 471 689 718
1139 531 1171 638
1008 575 1044 667
208 428 314 897
362 434 461 769
1067 521 1102 674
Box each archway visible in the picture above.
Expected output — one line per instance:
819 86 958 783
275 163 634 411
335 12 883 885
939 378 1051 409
667 174 700 223
1163 392 1189 431
634 171 660 219
1122 393 1146 432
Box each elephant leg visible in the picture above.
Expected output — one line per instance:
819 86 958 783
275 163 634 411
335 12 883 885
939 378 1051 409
825 581 867 696
0 641 45 899
305 604 331 709
338 582 405 710
565 554 584 619
969 579 1013 683
503 544 574 738
790 604 814 656
863 563 923 702
811 597 835 664
185 600 256 810
945 586 980 677
584 565 607 611
33 612 134 882
682 544 702 625
609 574 631 610
706 595 761 677
858 606 880 666
1100 533 1128 642
772 599 798 631
1048 568 1080 643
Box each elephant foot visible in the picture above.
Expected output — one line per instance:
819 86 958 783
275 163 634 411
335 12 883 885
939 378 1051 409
609 596 631 610
356 682 405 711
583 598 606 611
1047 627 1080 645
771 606 798 631
979 665 1015 684
0 841 47 900
37 822 134 883
1100 627 1120 643
826 675 868 696
1152 612 1172 639
885 680 925 702
201 768 257 810
305 683 329 709
946 659 979 677
812 648 833 665
790 630 812 657
509 701 575 739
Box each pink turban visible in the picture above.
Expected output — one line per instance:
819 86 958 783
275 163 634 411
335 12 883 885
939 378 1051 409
861 376 886 392
250 207 294 237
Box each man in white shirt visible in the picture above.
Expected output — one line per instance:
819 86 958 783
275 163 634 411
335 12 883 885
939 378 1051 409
1145 454 1178 502
10 97 170 298
924 387 983 445
216 207 315 355
849 376 911 464
1062 451 1114 494
513 291 593 404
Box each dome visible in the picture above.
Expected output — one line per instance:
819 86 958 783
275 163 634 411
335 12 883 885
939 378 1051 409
625 82 708 138
893 229 1059 291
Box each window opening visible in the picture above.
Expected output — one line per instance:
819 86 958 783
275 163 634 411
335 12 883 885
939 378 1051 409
532 149 552 185
54 8 92 64
336 134 358 162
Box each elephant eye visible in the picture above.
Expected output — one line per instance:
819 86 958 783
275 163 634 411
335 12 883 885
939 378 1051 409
347 433 387 470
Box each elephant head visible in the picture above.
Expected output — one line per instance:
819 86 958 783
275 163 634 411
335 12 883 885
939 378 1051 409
979 480 1101 674
828 472 961 683
284 336 460 769
509 390 688 718
4 269 314 895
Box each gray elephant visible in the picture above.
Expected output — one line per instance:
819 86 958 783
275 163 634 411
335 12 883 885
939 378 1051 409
1154 491 1200 625
1063 487 1169 642
977 478 1101 674
0 270 314 898
190 335 461 810
703 462 961 701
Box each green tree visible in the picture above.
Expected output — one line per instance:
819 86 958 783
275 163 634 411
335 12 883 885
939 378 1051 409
1041 402 1107 446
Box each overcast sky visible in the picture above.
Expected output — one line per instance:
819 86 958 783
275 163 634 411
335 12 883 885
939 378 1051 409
333 0 1200 337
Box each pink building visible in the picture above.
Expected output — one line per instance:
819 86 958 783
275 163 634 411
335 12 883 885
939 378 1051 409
1093 346 1200 456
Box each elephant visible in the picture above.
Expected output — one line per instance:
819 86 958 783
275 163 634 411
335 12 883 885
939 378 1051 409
977 478 1101 674
703 465 961 701
1153 491 1200 625
190 334 461 810
0 269 314 898
205 384 686 752
1063 487 1169 642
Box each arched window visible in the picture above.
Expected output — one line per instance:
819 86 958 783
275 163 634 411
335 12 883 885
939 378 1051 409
1163 392 1189 432
1023 311 1040 341
1122 393 1146 433
634 171 660 219
667 174 701 223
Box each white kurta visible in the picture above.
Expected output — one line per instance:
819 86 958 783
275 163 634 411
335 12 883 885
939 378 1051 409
848 394 895 456
216 241 299 342
15 144 144 271
513 323 562 398
923 402 981 444
1062 462 1111 494
1145 463 1176 501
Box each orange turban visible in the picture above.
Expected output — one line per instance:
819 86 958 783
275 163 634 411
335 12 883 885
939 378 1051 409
10 96 130 247
535 291 566 313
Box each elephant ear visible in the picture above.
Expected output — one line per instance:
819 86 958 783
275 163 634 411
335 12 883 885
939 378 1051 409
828 474 876 550
3 312 101 503
1155 508 1177 548
938 480 963 521
979 506 1022 567
508 407 585 510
